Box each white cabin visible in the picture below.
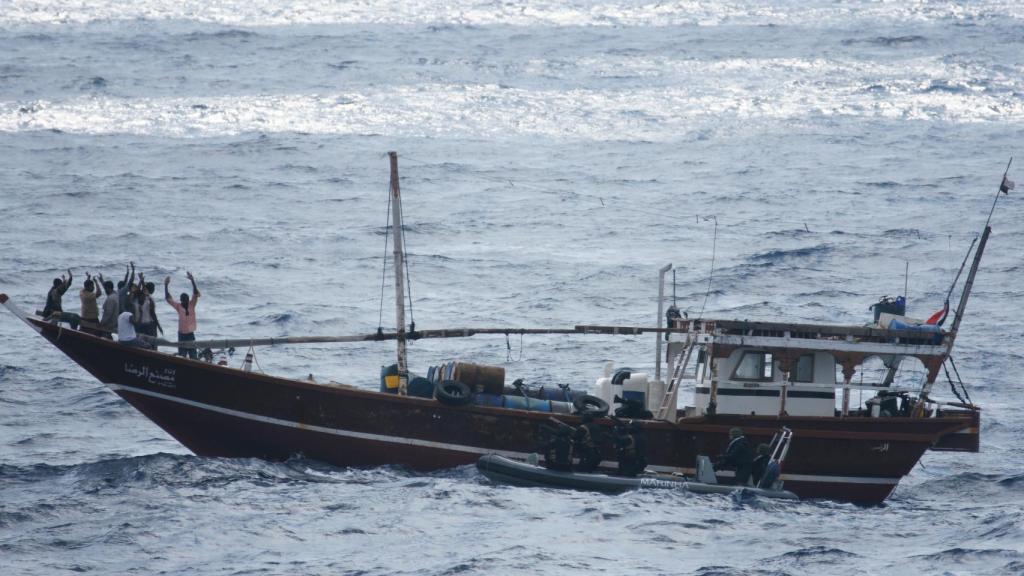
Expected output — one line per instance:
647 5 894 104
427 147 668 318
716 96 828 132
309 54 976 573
660 318 952 419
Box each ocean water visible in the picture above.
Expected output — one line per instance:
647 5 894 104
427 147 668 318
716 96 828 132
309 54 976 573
2 1 1024 574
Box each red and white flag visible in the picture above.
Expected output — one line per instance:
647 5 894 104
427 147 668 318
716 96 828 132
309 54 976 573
926 300 949 325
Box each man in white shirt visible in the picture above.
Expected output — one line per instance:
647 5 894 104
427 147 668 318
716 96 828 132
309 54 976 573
117 311 144 348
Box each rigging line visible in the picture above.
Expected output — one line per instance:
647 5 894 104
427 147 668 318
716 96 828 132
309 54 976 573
397 157 982 237
399 156 988 247
697 215 717 319
942 360 967 405
377 179 392 331
398 182 415 326
505 332 524 363
947 356 972 404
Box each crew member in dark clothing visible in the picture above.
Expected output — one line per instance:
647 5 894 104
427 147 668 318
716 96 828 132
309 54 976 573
132 274 162 339
573 413 603 472
717 427 754 485
543 426 574 471
117 262 135 317
751 443 771 487
665 305 682 339
613 420 647 477
42 269 73 319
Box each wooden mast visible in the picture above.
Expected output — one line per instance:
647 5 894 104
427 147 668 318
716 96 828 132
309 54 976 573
389 151 409 395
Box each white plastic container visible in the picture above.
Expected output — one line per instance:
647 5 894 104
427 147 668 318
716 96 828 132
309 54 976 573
647 379 666 413
621 372 649 411
595 377 612 405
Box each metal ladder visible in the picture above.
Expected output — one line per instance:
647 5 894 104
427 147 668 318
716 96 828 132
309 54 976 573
656 337 695 421
760 427 793 490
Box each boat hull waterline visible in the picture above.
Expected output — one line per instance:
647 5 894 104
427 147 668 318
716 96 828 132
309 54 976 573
21 319 974 504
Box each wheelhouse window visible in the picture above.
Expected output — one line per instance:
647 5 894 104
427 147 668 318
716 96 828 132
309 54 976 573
793 354 815 383
733 351 774 381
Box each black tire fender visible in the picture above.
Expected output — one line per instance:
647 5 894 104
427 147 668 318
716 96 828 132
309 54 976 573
573 394 609 418
435 380 472 406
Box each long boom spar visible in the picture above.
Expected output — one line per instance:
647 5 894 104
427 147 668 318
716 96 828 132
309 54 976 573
144 321 951 350
150 325 662 350
151 327 583 350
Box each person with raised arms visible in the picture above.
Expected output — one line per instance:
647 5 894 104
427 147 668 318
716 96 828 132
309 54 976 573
165 271 201 359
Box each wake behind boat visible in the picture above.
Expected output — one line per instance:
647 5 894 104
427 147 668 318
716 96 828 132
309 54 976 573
1 152 1007 504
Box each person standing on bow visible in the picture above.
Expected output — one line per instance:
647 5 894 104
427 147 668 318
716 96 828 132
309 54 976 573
78 273 103 336
117 262 135 316
132 273 162 342
165 272 200 359
42 269 73 322
97 275 118 339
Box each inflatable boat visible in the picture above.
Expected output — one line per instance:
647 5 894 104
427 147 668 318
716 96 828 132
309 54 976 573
476 454 799 500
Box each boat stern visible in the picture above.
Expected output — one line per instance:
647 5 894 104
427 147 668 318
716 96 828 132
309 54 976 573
930 408 980 452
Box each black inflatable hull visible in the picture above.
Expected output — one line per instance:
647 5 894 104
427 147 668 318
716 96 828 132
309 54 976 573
476 454 798 500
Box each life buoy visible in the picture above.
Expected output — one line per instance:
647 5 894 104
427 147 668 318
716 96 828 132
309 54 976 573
573 394 609 418
435 380 472 406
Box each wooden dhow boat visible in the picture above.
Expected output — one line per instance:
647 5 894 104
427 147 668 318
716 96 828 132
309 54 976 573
2 152 1004 504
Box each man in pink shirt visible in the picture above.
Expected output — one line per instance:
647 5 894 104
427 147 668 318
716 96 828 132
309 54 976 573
164 272 200 359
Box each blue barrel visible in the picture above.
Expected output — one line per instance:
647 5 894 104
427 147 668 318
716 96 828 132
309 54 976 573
527 398 552 412
380 364 400 394
550 401 573 414
408 377 435 399
503 395 530 411
540 386 567 402
566 390 588 404
472 393 505 407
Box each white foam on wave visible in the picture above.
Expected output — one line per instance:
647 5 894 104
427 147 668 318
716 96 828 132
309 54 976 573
3 0 1022 28
3 73 1023 139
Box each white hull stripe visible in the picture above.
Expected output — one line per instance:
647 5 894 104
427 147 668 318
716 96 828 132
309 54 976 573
109 383 901 486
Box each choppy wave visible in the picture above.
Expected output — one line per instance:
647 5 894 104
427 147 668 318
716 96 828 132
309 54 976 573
4 0 1024 27
3 80 1023 139
2 1 1024 574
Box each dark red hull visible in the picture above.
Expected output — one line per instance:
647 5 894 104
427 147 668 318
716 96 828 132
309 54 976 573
32 320 972 504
